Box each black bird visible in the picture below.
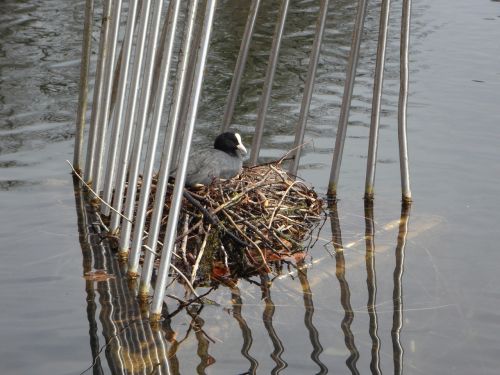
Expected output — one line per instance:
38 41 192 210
180 132 247 187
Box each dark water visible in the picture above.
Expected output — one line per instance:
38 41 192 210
1 0 500 374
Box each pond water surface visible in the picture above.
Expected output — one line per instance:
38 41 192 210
1 0 500 374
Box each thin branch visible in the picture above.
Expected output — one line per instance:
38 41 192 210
67 160 132 223
170 263 200 298
191 224 211 283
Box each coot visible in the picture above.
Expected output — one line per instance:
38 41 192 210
180 132 247 187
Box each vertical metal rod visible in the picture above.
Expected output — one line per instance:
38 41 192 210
100 0 140 215
364 0 391 200
289 0 329 176
84 0 113 183
128 0 181 275
150 0 217 320
248 0 290 166
221 0 261 132
170 14 203 168
73 0 95 172
398 0 412 203
327 0 368 198
91 0 124 194
109 4 144 119
148 14 171 117
118 0 166 253
139 0 201 299
109 0 153 232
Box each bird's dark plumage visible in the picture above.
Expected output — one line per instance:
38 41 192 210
182 132 247 186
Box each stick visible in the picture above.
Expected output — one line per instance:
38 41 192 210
267 180 299 229
191 224 211 283
221 210 271 273
171 263 199 298
67 160 132 223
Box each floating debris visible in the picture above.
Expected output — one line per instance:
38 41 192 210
83 269 116 282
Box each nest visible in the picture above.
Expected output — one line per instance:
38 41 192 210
136 162 324 286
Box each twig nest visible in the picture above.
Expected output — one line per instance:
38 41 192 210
142 162 324 285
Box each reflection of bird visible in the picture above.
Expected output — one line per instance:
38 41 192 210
181 132 247 187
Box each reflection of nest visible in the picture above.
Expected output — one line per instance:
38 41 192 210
129 162 323 286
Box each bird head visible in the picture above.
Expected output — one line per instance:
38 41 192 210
214 132 247 157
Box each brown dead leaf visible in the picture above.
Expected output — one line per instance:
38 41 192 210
83 269 115 282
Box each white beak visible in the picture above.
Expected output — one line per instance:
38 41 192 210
235 133 247 155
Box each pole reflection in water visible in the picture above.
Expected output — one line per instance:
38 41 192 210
161 317 180 374
329 202 361 375
393 203 411 375
153 325 171 374
296 260 328 374
231 287 259 375
261 274 287 374
74 180 175 374
75 177 413 373
73 177 105 375
186 306 216 373
364 201 382 375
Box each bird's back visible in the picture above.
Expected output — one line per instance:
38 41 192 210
184 148 243 186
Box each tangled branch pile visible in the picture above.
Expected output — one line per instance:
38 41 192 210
138 162 323 285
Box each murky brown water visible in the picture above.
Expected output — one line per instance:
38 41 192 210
1 0 500 374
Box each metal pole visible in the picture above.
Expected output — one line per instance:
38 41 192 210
364 0 391 200
84 0 112 184
399 0 412 203
118 0 166 254
147 2 176 116
170 12 203 169
289 0 329 176
327 0 368 198
128 0 181 276
138 0 201 299
248 0 290 166
91 0 124 194
108 0 153 232
73 0 94 173
221 0 261 132
108 2 144 119
150 0 217 320
100 0 140 216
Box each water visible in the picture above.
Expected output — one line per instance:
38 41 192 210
1 0 499 374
